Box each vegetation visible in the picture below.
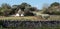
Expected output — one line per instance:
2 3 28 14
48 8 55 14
0 2 37 16
42 2 60 15
0 2 59 16
0 3 11 16
0 2 60 29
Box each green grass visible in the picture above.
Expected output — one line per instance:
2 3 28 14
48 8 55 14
0 26 60 29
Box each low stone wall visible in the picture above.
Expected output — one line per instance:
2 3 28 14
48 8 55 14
0 20 60 28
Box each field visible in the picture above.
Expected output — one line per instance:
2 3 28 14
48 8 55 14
0 16 46 21
0 15 60 21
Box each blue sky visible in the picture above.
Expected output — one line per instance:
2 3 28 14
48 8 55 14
0 0 60 9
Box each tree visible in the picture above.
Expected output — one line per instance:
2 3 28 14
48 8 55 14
19 2 31 11
0 3 11 16
24 7 37 12
42 2 60 15
24 11 34 16
1 3 11 9
50 2 60 7
10 5 19 15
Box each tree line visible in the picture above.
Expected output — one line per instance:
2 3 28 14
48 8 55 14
0 2 60 16
0 2 37 16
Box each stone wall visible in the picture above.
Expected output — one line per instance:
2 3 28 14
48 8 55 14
0 20 59 28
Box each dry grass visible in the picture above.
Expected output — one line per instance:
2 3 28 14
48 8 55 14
0 15 60 21
48 15 60 21
0 16 44 21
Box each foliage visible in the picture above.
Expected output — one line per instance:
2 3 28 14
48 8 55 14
50 2 60 7
19 2 31 11
42 2 60 15
0 3 11 16
0 2 60 16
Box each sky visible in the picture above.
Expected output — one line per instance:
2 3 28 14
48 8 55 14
0 0 60 9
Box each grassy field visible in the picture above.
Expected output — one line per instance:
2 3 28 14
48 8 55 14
0 15 60 21
0 16 46 21
48 15 60 21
